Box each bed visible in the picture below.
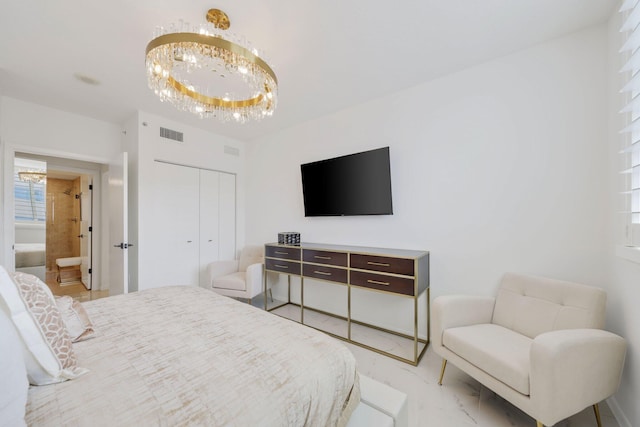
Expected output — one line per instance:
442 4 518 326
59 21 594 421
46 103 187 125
0 272 361 426
14 243 46 281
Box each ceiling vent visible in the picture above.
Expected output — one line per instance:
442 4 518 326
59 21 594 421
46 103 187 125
224 145 240 156
160 127 184 143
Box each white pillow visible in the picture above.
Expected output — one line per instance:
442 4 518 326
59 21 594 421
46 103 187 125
0 298 28 427
0 267 87 385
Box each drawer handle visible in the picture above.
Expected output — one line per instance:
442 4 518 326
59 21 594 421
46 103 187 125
367 279 390 286
314 255 331 260
275 251 289 255
314 270 332 276
275 264 289 269
367 261 390 267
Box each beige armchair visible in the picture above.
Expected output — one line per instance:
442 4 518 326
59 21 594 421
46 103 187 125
207 245 269 304
432 273 626 427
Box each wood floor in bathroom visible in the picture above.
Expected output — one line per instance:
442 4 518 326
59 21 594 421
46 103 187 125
44 271 109 302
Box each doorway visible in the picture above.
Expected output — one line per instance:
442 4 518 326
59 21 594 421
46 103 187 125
14 153 100 295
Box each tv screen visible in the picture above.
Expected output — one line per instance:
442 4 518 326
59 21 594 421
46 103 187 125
301 147 393 217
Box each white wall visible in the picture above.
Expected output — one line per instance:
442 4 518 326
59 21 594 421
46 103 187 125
0 97 120 161
248 25 609 296
0 97 122 289
606 7 640 427
128 111 246 291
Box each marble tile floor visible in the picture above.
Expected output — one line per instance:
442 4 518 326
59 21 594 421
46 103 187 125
346 342 618 427
44 272 109 302
262 300 620 427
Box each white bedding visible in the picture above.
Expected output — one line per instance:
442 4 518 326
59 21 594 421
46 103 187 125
25 286 360 426
14 244 45 268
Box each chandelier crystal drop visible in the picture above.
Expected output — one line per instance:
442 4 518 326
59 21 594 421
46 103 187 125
18 171 47 184
145 9 278 123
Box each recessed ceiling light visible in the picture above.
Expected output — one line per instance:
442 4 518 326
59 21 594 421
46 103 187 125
73 73 101 86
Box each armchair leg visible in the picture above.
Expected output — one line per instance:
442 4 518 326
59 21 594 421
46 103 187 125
536 422 544 427
593 403 602 427
438 359 447 385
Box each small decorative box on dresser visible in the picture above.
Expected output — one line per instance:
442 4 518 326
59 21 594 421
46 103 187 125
264 242 430 366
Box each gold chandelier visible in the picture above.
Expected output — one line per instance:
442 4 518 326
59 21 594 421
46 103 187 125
145 8 278 123
18 171 47 184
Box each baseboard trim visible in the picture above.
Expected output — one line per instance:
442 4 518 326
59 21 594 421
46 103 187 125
607 396 632 427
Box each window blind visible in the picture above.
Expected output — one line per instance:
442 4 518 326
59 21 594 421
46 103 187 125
14 172 46 222
620 0 640 238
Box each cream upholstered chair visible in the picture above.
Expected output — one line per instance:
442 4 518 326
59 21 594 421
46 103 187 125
207 245 269 304
433 273 626 427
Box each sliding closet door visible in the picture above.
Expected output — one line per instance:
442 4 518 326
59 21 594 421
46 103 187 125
151 161 199 287
218 172 236 261
199 169 220 287
199 170 236 286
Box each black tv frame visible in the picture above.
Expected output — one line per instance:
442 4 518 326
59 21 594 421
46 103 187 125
300 147 393 217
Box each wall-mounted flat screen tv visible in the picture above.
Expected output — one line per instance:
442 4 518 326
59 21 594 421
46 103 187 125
301 147 393 217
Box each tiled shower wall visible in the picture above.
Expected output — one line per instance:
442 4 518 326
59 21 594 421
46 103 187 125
45 177 81 271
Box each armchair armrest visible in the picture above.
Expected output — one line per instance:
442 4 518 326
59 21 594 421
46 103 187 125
245 262 265 298
432 295 495 348
208 260 239 285
530 329 626 426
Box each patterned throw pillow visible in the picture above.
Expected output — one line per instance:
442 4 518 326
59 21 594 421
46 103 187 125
55 296 95 342
0 267 87 385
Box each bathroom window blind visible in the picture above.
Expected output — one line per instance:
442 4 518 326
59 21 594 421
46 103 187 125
14 172 46 222
620 0 640 246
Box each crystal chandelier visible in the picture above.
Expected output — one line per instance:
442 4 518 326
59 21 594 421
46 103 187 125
18 171 47 184
145 8 278 123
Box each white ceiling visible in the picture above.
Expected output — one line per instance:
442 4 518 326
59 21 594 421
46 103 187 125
0 0 616 142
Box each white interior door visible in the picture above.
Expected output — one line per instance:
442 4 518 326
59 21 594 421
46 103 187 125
199 169 220 287
151 161 199 287
79 175 92 289
108 152 128 296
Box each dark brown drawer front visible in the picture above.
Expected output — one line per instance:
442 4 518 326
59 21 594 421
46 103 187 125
265 245 301 261
350 254 414 276
302 249 348 267
350 271 415 296
265 258 301 275
303 264 347 283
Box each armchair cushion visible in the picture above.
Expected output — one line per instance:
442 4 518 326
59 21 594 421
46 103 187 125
209 260 240 282
213 272 246 291
492 273 606 338
443 324 532 395
238 246 264 272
